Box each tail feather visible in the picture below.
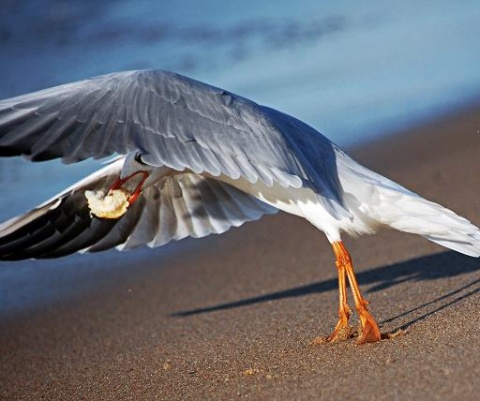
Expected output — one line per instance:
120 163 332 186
423 232 480 258
378 191 480 257
337 150 480 257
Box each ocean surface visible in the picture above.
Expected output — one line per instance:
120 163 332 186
0 0 479 316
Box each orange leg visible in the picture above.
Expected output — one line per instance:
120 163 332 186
326 252 353 342
331 242 381 344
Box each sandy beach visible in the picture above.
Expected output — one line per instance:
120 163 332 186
0 104 479 400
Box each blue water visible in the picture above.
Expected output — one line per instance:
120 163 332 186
0 0 479 317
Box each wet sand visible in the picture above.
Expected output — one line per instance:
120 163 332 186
1 105 479 400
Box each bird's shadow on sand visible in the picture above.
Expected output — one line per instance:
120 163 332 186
173 251 480 331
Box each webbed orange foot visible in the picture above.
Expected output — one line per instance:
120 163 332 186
326 323 355 343
326 310 354 342
311 308 354 345
356 308 381 344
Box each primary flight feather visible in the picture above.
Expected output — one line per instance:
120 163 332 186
0 70 479 343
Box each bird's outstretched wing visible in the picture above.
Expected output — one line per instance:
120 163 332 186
0 159 277 259
0 70 348 218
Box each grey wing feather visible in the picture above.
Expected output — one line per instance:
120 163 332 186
0 70 348 218
112 173 277 250
0 162 277 259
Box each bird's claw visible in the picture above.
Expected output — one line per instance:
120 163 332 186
326 324 355 343
311 321 354 346
356 309 382 344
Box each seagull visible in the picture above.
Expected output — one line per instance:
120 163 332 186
0 70 479 343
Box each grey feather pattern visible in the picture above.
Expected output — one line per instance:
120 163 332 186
0 160 277 259
117 172 277 250
0 70 348 219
